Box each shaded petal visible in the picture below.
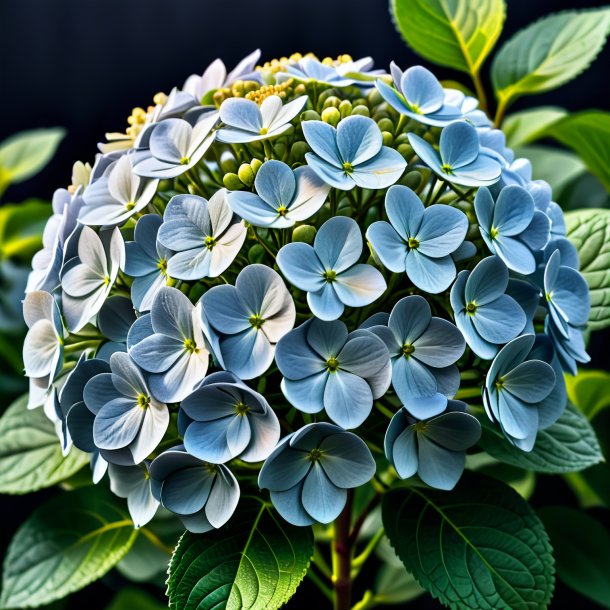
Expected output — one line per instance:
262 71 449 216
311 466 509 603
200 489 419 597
494 186 534 235
314 216 362 272
270 481 315 526
417 436 465 490
282 374 327 413
301 120 341 165
254 160 296 207
277 243 325 292
388 295 431 344
304 153 354 190
473 295 525 344
221 328 274 379
302 462 346 523
391 426 419 479
219 97 261 132
202 284 250 334
183 418 233 463
439 121 479 169
204 468 240 528
423 412 481 451
503 360 555 403
351 148 406 190
319 432 375 487
406 251 456 294
324 370 373 429
417 205 468 257
336 115 382 165
392 354 438 402
258 448 311 492
366 221 407 273
465 256 508 306
334 264 386 307
413 318 465 367
307 284 345 321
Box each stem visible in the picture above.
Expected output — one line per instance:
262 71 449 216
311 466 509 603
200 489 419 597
494 96 509 128
352 528 385 574
351 590 375 610
307 568 334 601
139 527 174 555
472 70 488 114
332 491 353 610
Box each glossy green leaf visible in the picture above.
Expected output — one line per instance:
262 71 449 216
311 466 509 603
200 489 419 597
0 395 89 495
382 473 554 610
390 0 505 75
546 111 610 192
0 128 65 189
478 403 602 473
566 370 610 420
167 498 313 610
0 486 137 608
0 200 50 261
538 507 610 608
565 208 610 330
503 107 567 148
492 8 610 109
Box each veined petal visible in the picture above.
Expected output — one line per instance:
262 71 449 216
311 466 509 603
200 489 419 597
334 264 386 307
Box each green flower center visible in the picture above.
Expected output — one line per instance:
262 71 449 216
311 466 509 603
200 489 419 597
440 163 454 175
203 462 218 474
103 275 111 286
409 102 422 115
277 205 288 217
326 357 339 372
249 313 264 329
495 377 505 391
465 301 478 315
323 269 337 283
157 258 168 276
125 201 135 211
545 291 553 302
407 237 419 250
137 394 150 410
490 226 499 239
204 235 217 250
184 338 199 354
309 448 324 462
259 127 269 135
235 401 250 416
402 343 415 357
412 421 427 432
342 162 354 174
180 156 190 165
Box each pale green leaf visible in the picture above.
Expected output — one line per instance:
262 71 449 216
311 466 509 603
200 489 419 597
492 8 610 109
0 486 137 608
0 128 65 186
546 111 610 192
538 507 610 609
565 208 610 330
565 370 610 420
167 498 313 610
478 403 603 473
382 473 555 610
390 0 505 75
0 395 89 495
503 107 567 148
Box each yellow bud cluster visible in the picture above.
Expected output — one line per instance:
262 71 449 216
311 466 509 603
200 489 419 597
256 52 317 74
245 79 295 104
321 54 353 66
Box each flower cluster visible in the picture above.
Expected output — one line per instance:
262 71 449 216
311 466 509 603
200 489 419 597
23 51 590 530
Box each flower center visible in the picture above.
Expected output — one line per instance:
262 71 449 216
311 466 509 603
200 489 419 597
326 357 339 372
309 448 324 462
277 205 288 217
545 291 553 302
249 313 264 329
203 462 218 474
412 421 428 432
342 162 353 174
440 163 454 175
184 338 199 354
204 235 217 250
323 269 337 283
125 201 135 211
235 401 250 416
137 393 150 410
490 226 499 239
157 258 168 276
103 275 111 286
259 127 269 135
465 301 477 315
401 343 415 357
407 237 419 250
495 377 505 391
180 156 190 165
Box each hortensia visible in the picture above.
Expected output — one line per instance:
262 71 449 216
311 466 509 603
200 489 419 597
7 48 598 610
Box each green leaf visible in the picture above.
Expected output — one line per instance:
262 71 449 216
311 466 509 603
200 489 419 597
374 537 425 604
566 369 610 420
382 473 555 610
565 208 610 330
0 200 50 262
0 486 137 608
0 128 65 189
503 107 567 148
106 589 167 610
538 507 610 608
0 395 89 495
478 402 603 473
546 111 610 192
167 498 313 610
390 0 505 75
516 145 585 199
492 8 610 109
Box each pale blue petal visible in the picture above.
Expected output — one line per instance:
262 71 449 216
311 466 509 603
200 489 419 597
254 160 296 207
258 449 311 492
413 318 465 367
392 353 438 403
227 191 278 227
219 97 261 132
473 295 525 344
302 462 346 523
401 66 444 113
416 205 468 257
406 251 456 294
281 374 327 413
319 432 375 487
314 216 362 272
301 120 341 165
385 185 424 241
423 412 481 451
324 370 373 429
270 482 315 526
407 134 442 173
391 426 419 479
275 323 326 380
388 295 431 344
276 243 325 292
184 418 233 463
307 284 345 321
366 221 407 273
202 285 250 334
465 256 508 306
305 153 354 190
494 186 534 235
417 436 465 490
336 115 382 165
439 121 479 169
129 333 183 373
351 148 406 190
503 360 555 403
221 328 274 380
334 264 386 307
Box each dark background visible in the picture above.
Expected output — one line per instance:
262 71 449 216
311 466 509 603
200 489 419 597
1 0 609 608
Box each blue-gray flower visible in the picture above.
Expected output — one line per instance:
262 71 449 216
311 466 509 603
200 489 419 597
376 64 462 126
366 185 468 293
134 111 218 179
157 190 246 281
282 56 381 87
216 95 307 144
364 296 465 418
258 423 375 525
227 160 330 228
384 400 481 490
149 445 239 533
302 116 406 190
544 315 590 376
129 286 210 402
277 216 386 321
61 226 125 332
275 318 390 429
84 352 169 464
180 371 280 464
124 214 172 312
450 256 526 360
408 121 501 187
475 185 550 275
201 264 295 379
108 462 159 528
483 334 556 451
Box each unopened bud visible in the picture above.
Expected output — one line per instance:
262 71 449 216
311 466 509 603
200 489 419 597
321 106 341 127
223 172 243 190
238 163 255 186
292 224 317 244
351 105 370 117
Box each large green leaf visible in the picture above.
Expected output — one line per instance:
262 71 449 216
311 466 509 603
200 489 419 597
0 486 137 608
566 370 610 420
0 395 89 495
546 112 610 192
478 402 602 473
390 0 505 75
382 473 554 610
503 107 567 148
538 507 610 608
565 208 610 330
0 200 50 262
167 498 313 610
492 9 610 110
0 128 65 190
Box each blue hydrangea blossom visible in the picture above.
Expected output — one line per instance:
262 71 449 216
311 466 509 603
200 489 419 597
108 462 159 528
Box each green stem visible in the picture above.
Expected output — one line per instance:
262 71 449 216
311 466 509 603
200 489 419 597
351 590 376 610
263 139 274 161
332 491 353 610
139 527 174 555
307 568 333 601
352 528 384 575
63 339 102 354
472 70 488 114
455 386 483 400
494 96 509 128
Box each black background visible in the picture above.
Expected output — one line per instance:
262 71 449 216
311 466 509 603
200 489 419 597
1 0 609 608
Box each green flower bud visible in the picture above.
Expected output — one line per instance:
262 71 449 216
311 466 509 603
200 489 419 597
301 109 321 122
291 141 310 161
366 88 383 106
372 111 390 123
423 131 436 143
321 106 341 127
188 282 206 302
381 131 393 146
223 172 243 190
238 163 255 187
292 224 317 244
294 83 307 96
243 80 260 94
353 97 368 108
219 151 238 174
397 143 414 159
248 243 266 264
322 96 342 109
250 158 263 174
377 118 394 134
351 104 370 117
401 169 423 190
339 99 353 119
231 80 245 95
317 88 341 109
394 133 409 146
273 142 287 159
